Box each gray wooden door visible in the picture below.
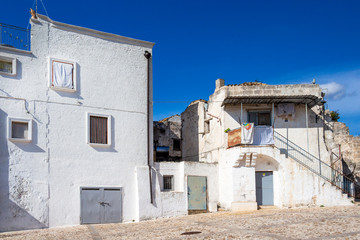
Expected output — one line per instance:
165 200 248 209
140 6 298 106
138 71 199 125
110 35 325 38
81 187 122 224
256 172 274 205
187 176 207 211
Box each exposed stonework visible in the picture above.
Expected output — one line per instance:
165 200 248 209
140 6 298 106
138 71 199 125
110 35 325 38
324 110 360 198
153 115 182 161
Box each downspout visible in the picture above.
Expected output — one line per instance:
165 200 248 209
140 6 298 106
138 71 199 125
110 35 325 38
144 50 153 204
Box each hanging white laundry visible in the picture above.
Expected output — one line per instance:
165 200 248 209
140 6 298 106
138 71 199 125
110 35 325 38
53 61 74 89
241 123 254 144
253 126 274 145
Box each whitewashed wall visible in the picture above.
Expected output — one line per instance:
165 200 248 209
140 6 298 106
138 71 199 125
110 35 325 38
181 80 353 212
155 161 219 216
0 15 154 231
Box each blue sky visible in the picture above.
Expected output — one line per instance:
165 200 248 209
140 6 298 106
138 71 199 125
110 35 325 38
1 0 359 135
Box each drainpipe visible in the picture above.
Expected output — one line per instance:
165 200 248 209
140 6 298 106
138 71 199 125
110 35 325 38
144 50 153 204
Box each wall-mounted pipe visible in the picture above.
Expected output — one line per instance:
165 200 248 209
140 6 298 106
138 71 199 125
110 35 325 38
144 50 153 204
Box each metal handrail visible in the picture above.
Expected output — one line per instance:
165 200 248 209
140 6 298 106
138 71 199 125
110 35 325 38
274 130 355 198
0 23 30 51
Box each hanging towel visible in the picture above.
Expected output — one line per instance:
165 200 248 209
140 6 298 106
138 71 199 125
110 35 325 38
53 61 74 89
241 123 254 144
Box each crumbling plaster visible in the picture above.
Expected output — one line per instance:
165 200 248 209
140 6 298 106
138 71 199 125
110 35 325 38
180 80 352 211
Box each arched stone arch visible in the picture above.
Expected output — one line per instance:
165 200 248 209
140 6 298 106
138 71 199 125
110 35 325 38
255 154 279 172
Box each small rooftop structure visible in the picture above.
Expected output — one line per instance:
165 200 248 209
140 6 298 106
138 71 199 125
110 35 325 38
213 79 324 108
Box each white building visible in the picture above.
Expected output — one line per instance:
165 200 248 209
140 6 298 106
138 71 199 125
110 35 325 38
156 79 354 215
0 14 355 232
0 14 162 231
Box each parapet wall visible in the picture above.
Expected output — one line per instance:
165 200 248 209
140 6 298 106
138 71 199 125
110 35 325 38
220 84 322 99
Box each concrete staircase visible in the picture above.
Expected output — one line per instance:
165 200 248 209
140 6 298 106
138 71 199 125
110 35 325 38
274 130 355 201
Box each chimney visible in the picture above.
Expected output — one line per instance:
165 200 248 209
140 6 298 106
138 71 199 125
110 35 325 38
215 79 225 90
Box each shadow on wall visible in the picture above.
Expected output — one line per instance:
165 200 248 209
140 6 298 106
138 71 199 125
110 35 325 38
226 105 324 129
181 104 199 162
0 109 47 232
342 160 360 200
151 168 158 207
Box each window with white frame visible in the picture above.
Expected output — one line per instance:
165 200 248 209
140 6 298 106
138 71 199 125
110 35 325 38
163 175 174 191
49 58 77 92
8 118 32 142
0 56 17 76
87 113 111 146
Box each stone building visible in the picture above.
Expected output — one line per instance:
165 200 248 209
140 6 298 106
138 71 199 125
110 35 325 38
156 79 355 214
153 115 181 162
324 117 360 199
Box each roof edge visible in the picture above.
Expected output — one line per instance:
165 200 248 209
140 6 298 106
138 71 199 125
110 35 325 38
34 14 155 48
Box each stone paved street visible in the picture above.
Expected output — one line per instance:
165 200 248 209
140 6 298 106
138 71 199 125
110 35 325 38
1 206 360 240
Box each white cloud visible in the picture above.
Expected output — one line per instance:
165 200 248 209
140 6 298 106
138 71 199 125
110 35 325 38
320 82 345 100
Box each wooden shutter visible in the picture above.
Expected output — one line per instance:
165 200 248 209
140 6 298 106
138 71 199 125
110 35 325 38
90 116 108 144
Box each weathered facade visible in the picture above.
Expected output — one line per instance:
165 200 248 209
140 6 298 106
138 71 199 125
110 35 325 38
153 115 181 161
156 79 354 215
324 117 360 199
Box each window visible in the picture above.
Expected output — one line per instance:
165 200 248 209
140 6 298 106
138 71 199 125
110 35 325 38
173 139 181 151
0 56 17 76
248 111 271 126
204 119 210 134
163 175 174 191
49 58 77 92
8 118 32 142
87 113 111 147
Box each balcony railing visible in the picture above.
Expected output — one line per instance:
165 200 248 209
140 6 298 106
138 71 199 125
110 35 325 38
0 23 30 51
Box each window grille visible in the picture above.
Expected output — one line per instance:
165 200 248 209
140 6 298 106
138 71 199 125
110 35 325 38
163 175 173 191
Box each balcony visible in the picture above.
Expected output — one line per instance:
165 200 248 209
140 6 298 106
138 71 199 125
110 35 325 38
227 125 274 147
0 23 30 51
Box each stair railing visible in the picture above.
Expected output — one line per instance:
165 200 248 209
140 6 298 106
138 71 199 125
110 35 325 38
274 130 355 198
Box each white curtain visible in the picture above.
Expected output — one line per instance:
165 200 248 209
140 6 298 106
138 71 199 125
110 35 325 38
53 61 74 89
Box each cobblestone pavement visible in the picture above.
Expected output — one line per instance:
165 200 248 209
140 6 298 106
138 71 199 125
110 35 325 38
1 206 360 240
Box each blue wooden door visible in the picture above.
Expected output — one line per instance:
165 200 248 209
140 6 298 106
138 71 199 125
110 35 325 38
187 176 207 210
256 172 274 205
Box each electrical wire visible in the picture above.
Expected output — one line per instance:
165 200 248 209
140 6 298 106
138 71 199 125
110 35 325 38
39 0 50 18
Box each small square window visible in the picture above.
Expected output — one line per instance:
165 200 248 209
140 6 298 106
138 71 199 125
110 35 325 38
0 56 17 76
173 139 181 151
87 113 111 147
8 118 32 142
163 175 174 191
49 58 77 92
